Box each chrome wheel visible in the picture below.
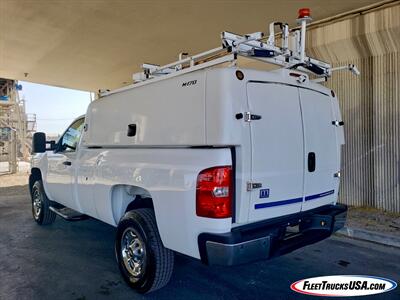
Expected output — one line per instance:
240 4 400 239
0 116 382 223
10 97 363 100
32 188 42 219
121 227 147 277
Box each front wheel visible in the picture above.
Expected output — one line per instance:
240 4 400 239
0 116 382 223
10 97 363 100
31 180 56 225
115 208 174 293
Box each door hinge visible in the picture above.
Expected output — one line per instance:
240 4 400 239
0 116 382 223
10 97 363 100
247 182 262 191
244 112 262 122
332 120 344 127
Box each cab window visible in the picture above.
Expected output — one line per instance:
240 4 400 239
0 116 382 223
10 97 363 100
58 118 85 152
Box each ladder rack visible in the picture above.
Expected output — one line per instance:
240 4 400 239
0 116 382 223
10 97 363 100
102 9 359 96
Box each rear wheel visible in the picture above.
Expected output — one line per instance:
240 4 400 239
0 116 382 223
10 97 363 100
115 208 174 293
31 180 56 225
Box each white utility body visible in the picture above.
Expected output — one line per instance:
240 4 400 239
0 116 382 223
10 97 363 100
30 9 353 293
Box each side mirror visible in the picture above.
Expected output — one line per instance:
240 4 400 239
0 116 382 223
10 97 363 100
46 140 56 151
32 132 46 153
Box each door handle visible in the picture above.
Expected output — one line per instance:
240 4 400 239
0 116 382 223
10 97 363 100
63 161 72 166
127 124 137 137
308 152 316 172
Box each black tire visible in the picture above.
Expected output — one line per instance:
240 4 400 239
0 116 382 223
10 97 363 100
31 180 56 225
115 208 174 293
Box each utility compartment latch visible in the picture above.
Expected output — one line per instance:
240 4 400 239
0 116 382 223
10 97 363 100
244 112 262 122
247 182 262 191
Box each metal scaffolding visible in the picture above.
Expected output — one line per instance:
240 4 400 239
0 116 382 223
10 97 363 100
0 78 36 174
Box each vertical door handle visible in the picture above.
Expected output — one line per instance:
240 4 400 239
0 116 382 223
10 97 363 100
308 152 316 172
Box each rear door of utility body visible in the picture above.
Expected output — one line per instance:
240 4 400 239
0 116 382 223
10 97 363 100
246 82 340 223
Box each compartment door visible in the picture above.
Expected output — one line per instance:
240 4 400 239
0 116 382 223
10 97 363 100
299 89 339 211
247 83 304 222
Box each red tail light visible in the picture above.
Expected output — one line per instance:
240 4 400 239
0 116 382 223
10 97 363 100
196 166 232 218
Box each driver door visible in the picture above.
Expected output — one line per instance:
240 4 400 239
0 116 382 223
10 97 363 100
46 118 84 211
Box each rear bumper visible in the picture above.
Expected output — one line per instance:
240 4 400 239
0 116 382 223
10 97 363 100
198 204 347 266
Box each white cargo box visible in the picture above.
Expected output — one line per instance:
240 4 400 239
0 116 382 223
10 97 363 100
82 67 339 148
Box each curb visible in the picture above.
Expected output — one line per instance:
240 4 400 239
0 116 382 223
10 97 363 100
335 227 400 248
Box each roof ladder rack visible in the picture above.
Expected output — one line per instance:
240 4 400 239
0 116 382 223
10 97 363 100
128 9 359 86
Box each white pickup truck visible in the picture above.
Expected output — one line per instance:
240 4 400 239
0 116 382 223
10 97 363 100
30 14 350 293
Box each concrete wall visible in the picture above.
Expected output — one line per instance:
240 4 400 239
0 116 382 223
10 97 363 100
306 3 400 212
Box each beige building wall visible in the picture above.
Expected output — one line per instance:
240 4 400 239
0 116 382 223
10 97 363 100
306 3 400 212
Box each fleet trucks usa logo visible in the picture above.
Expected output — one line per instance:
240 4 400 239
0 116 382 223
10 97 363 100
290 275 397 297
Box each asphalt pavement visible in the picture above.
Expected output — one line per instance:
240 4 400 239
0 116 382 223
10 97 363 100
0 185 399 300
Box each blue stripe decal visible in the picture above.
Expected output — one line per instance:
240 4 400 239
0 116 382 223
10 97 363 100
254 189 335 209
254 197 303 209
305 189 335 201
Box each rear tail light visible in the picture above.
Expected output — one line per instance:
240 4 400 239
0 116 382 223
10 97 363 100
196 166 232 218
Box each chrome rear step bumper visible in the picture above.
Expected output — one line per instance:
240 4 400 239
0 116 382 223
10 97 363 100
198 204 347 266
